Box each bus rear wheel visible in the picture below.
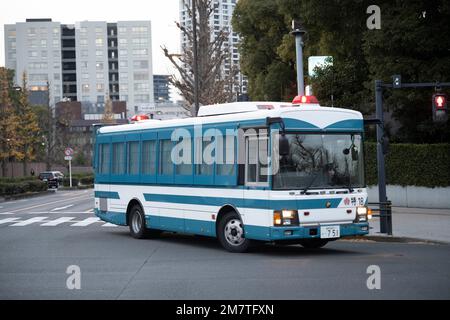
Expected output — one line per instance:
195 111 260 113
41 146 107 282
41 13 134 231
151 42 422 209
299 239 329 249
217 212 251 253
129 205 160 239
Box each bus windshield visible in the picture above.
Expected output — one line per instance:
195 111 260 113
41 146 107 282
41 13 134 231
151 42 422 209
273 133 365 190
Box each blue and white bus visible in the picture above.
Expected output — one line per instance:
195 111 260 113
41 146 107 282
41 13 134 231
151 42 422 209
93 96 371 252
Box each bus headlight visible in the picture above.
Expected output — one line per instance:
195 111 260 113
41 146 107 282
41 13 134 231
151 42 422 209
356 206 371 222
274 210 299 226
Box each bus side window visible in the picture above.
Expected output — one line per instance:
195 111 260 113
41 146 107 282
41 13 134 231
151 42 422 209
112 142 125 175
128 141 139 175
142 140 156 175
99 143 110 174
245 130 269 186
160 139 173 175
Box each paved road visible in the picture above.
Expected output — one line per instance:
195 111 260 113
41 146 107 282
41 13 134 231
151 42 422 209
0 190 449 299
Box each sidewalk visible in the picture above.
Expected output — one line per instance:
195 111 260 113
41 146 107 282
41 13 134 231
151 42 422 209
369 207 450 243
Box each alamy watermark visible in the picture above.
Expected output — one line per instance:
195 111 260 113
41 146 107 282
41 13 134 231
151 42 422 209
367 5 381 30
366 265 381 290
66 265 81 290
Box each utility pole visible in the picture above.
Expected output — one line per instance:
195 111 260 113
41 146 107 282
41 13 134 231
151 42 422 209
291 20 307 96
192 0 200 116
375 80 389 234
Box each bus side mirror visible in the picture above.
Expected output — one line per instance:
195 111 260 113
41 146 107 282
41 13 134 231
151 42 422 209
279 134 290 156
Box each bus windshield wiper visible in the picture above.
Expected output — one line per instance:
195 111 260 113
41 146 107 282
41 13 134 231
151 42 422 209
302 171 319 194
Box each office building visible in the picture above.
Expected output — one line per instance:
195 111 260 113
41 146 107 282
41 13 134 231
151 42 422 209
4 19 154 114
153 74 171 103
179 0 248 99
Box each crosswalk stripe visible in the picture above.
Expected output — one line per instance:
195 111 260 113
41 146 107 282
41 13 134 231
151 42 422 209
70 217 100 226
101 223 118 227
10 217 47 226
41 217 75 226
0 217 20 224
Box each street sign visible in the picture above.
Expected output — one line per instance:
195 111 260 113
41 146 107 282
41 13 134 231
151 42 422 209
64 147 74 156
64 156 72 161
308 56 333 77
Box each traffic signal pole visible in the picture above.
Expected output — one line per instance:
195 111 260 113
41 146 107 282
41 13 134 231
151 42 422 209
374 79 450 235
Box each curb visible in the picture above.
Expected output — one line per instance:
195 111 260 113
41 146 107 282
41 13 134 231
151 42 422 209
342 235 448 245
0 190 56 203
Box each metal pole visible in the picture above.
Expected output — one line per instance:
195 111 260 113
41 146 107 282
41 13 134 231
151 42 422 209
192 0 200 116
69 159 72 188
294 34 305 96
375 80 390 234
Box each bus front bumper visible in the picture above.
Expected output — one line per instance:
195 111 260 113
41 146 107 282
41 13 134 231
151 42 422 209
246 222 369 242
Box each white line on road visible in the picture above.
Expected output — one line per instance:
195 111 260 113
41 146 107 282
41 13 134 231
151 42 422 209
101 223 119 227
0 217 20 224
51 204 74 212
41 217 76 226
0 212 15 215
71 217 100 226
29 211 96 214
10 217 47 226
84 209 94 213
6 194 91 214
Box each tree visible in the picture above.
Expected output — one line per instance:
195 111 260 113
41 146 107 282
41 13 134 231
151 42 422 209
0 67 21 177
17 72 41 176
162 0 238 115
233 0 450 143
102 94 116 124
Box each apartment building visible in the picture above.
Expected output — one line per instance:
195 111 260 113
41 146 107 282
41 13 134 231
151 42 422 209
4 19 154 114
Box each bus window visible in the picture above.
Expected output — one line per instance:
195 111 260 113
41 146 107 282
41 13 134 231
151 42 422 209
175 138 192 175
196 136 214 176
112 142 125 175
128 141 139 175
142 140 156 175
217 135 235 176
99 143 110 174
160 139 173 175
245 131 269 186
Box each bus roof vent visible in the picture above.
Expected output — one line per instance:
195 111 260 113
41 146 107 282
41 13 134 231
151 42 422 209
197 102 292 117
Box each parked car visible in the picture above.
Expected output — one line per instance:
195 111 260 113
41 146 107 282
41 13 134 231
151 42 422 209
38 171 60 189
51 171 65 183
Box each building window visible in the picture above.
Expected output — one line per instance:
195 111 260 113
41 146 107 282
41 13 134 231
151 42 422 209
118 27 127 34
119 60 128 68
96 50 103 57
121 84 128 91
81 61 88 69
53 50 60 57
53 28 59 36
133 72 149 81
133 60 149 69
96 83 104 92
97 96 104 103
119 38 127 46
54 73 60 80
95 62 104 70
95 38 103 46
81 50 88 57
79 39 88 46
134 83 150 91
120 73 128 80
28 51 38 58
96 73 104 79
40 39 47 48
82 84 90 93
81 73 89 79
119 49 128 57
95 27 103 34
52 39 59 48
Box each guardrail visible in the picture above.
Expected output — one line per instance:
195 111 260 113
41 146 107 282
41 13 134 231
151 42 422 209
368 201 393 235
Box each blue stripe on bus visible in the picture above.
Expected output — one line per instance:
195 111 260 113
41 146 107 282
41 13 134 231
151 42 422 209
94 191 120 199
143 193 342 210
95 209 127 225
325 119 364 131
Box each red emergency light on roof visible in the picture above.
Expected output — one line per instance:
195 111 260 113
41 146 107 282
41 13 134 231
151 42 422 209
131 114 150 122
292 95 319 105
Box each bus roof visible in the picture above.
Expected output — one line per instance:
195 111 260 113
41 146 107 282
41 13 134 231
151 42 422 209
98 102 363 134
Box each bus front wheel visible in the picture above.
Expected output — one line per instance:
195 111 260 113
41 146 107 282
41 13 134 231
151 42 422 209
217 212 251 253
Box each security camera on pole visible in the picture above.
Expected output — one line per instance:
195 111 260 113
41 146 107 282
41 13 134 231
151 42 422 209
64 147 74 188
291 20 307 96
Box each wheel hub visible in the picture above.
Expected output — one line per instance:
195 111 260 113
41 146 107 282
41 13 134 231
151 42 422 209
224 219 245 246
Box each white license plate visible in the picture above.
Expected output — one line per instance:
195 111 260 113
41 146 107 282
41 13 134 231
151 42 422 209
320 226 340 239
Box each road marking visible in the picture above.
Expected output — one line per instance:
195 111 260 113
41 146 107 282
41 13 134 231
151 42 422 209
84 209 94 213
7 194 91 213
51 204 74 212
10 217 47 226
101 223 118 227
71 217 100 226
41 217 75 226
0 217 20 224
0 212 15 215
29 211 96 214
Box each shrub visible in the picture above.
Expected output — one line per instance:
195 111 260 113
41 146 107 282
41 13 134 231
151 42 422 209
79 175 94 185
364 143 450 188
62 177 79 187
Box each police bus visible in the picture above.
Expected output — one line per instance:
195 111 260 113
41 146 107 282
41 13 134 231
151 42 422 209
93 95 371 252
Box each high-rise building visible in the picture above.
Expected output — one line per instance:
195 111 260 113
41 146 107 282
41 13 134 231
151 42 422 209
153 74 171 103
4 19 154 115
179 0 248 99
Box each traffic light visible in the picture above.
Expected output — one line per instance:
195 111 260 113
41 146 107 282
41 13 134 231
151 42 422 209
432 93 448 123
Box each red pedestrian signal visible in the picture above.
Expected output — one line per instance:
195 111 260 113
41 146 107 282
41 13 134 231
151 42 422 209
432 93 448 123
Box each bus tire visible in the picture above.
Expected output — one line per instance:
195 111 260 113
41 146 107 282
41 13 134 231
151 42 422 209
129 205 160 239
217 211 251 253
299 239 329 249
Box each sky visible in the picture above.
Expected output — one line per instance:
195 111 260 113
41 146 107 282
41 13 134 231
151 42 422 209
0 0 181 75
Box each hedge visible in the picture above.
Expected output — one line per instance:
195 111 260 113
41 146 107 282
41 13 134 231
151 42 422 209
364 143 450 188
0 179 47 196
